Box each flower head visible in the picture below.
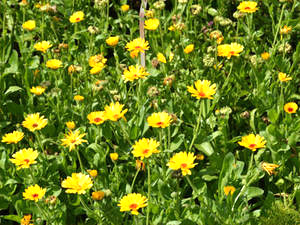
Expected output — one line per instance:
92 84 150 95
157 53 166 63
87 111 107 125
261 52 270 60
2 131 24 144
284 102 298 114
278 72 292 82
23 184 46 202
30 86 46 95
187 80 217 99
147 112 172 128
238 134 266 151
280 25 292 35
110 153 119 161
74 95 84 101
61 130 87 151
87 169 98 178
237 1 258 13
218 43 244 59
92 191 105 200
184 44 194 54
106 36 119 46
121 4 130 12
167 151 197 176
144 18 160 30
10 148 38 170
22 20 36 31
89 54 107 68
132 138 160 160
125 38 149 58
66 121 76 130
46 59 62 69
104 102 128 121
61 173 93 194
22 113 48 132
224 186 236 196
21 214 32 225
261 162 279 175
34 41 52 53
122 65 149 82
118 193 148 215
69 11 84 23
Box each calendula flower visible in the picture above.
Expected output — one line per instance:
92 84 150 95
132 138 160 160
278 72 292 82
87 111 107 125
261 162 279 175
187 80 217 99
30 86 46 95
224 186 236 196
157 53 166 63
66 121 76 130
61 173 93 194
167 151 197 176
89 54 107 68
90 65 105 74
121 4 130 12
2 131 24 144
147 112 172 128
136 159 146 171
184 44 194 54
34 41 52 53
144 18 160 30
110 153 119 161
125 38 149 58
10 148 39 170
87 169 98 178
106 36 119 46
46 59 62 69
23 184 46 202
122 65 150 82
21 214 32 225
61 130 87 151
280 25 292 35
238 134 266 151
217 43 244 59
92 191 105 200
237 1 258 13
104 102 128 121
69 11 85 23
22 20 36 31
22 113 48 132
118 193 148 215
284 102 298 114
74 95 84 101
261 52 270 60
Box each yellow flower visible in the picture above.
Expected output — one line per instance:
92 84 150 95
106 36 120 46
92 191 105 200
238 134 266 151
237 1 258 13
104 102 128 121
1 131 24 144
145 18 160 30
87 169 98 178
90 64 105 74
278 72 292 82
169 52 174 62
136 159 146 171
22 20 36 31
46 59 62 69
187 80 217 100
34 41 52 53
122 65 150 82
21 214 32 225
118 193 148 215
147 112 172 128
30 86 46 95
61 130 87 151
74 95 84 101
145 10 154 18
132 138 160 160
23 184 46 202
89 55 107 68
196 154 205 160
22 113 48 132
87 111 107 125
10 148 38 170
66 121 76 130
69 11 85 23
261 52 270 60
184 44 194 54
224 186 236 196
284 102 298 114
261 162 279 175
217 43 244 59
121 4 130 12
157 53 166 63
110 153 119 161
125 38 149 58
167 151 197 176
61 173 93 194
280 25 292 35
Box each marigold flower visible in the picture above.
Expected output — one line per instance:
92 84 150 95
61 173 93 194
167 151 197 176
184 44 194 54
187 80 217 100
23 184 46 202
238 134 266 151
30 86 46 95
121 4 130 12
110 153 119 161
157 53 166 63
118 193 148 215
89 54 107 68
66 121 76 130
92 191 105 200
74 95 84 101
87 169 98 178
284 102 298 114
147 112 172 128
10 148 38 170
145 18 160 30
237 1 258 13
2 131 24 144
261 52 270 60
61 130 87 151
125 38 149 58
280 25 292 35
217 43 244 59
21 214 32 225
87 111 107 125
69 11 84 23
22 113 48 132
106 36 119 46
34 41 52 53
278 72 292 82
132 138 160 160
90 65 105 74
46 59 62 69
122 65 149 82
22 20 36 31
224 186 236 196
261 162 279 175
104 102 128 121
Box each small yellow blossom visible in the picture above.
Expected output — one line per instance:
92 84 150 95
110 153 119 161
284 102 298 114
74 95 84 101
238 134 266 151
66 121 76 130
167 151 197 176
61 130 87 151
106 36 120 46
46 59 62 69
147 112 172 128
10 148 39 170
184 44 194 54
118 193 148 215
237 1 258 13
278 72 292 82
217 43 244 59
187 80 217 99
34 41 52 53
280 25 292 35
261 52 270 60
224 186 236 196
22 113 48 132
92 191 105 200
30 86 46 95
122 65 149 82
121 4 130 12
144 18 160 30
87 111 107 125
157 53 167 63
125 38 149 58
87 169 98 178
132 138 160 160
2 131 24 144
104 102 128 121
61 173 93 194
69 11 84 23
23 184 46 202
22 20 36 31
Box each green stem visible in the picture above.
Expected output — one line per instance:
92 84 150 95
146 160 151 225
29 167 37 184
271 4 286 54
35 202 50 224
129 168 140 193
76 150 84 172
189 100 202 151
79 195 102 221
167 126 171 150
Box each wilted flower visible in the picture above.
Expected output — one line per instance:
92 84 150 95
22 113 48 132
284 102 298 114
237 1 258 13
136 159 146 171
10 148 38 170
184 44 194 54
147 112 172 128
278 72 292 82
69 11 84 23
2 131 24 144
224 186 236 196
22 20 36 31
167 152 197 176
238 134 266 151
261 162 279 175
196 154 205 160
118 193 148 215
23 184 46 202
278 42 292 53
61 130 87 151
203 55 215 67
145 18 160 30
61 173 93 194
233 10 245 19
163 75 175 87
87 26 99 34
153 0 165 10
95 0 108 9
145 10 154 18
20 214 32 225
190 5 202 15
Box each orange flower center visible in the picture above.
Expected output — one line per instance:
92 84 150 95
249 144 256 148
198 92 205 97
114 114 120 119
156 122 163 126
143 149 150 154
244 7 251 10
71 139 76 143
181 163 188 168
229 51 235 55
135 46 141 50
129 203 138 210
24 159 30 164
76 17 80 21
94 117 102 123
32 193 39 198
32 123 38 128
288 107 294 112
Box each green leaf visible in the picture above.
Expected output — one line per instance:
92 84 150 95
4 86 23 96
245 187 264 200
166 221 181 225
250 108 257 133
2 215 21 223
268 108 279 124
170 134 184 151
28 55 40 69
195 142 214 156
218 152 235 198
